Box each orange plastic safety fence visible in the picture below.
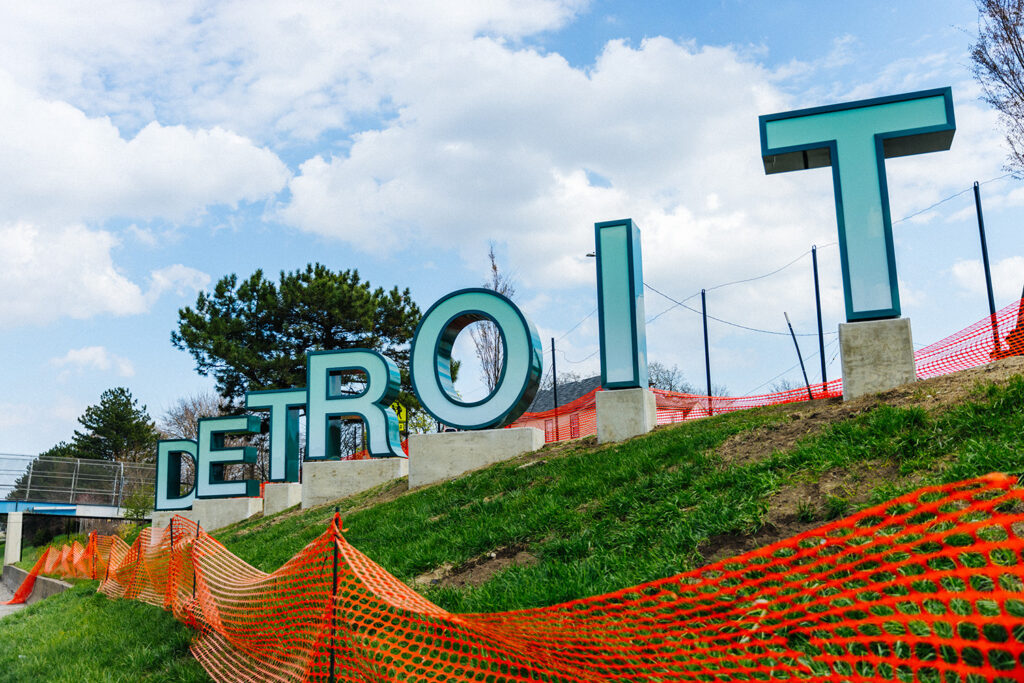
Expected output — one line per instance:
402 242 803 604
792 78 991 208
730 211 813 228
7 474 1024 682
512 298 1024 443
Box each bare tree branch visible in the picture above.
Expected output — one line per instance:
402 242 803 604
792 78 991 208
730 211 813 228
972 0 1024 176
471 243 516 392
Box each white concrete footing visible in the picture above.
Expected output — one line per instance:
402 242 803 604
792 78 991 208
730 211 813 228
263 482 303 516
4 511 23 565
150 510 194 531
596 387 657 444
190 496 264 531
301 458 408 509
408 428 544 488
839 317 916 401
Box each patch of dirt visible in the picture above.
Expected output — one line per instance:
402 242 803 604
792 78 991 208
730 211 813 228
412 546 539 589
699 462 929 566
697 356 1024 566
713 355 1024 468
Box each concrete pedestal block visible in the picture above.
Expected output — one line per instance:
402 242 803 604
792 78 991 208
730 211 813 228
151 509 197 532
408 428 544 488
263 482 302 515
4 511 23 565
301 458 408 509
190 496 264 531
596 388 657 444
839 317 916 401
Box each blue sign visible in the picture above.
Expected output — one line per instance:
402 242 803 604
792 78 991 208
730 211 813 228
760 88 955 321
154 216 653 509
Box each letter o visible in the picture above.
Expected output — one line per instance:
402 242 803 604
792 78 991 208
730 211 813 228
411 289 542 430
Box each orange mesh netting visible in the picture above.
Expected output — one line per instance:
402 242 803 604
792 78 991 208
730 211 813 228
8 473 1024 682
511 298 1024 443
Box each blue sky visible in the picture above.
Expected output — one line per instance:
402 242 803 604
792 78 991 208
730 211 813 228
1 0 1021 454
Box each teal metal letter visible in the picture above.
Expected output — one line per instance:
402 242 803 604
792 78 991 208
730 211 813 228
154 439 197 511
305 349 404 459
246 388 304 482
760 88 955 321
411 289 542 430
595 219 648 388
196 415 261 498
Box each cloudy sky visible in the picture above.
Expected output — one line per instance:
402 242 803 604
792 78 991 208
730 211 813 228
1 0 1021 454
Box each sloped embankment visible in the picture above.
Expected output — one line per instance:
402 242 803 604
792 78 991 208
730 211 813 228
214 355 1024 614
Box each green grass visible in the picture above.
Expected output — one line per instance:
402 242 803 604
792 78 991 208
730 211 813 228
214 376 1024 613
5 374 1024 680
0 581 210 682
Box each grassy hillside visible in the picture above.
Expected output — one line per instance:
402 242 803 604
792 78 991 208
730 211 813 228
3 355 1024 680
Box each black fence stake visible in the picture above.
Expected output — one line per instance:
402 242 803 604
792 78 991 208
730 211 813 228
193 520 200 601
785 312 814 400
702 289 713 416
974 181 1001 350
812 246 827 386
330 506 340 683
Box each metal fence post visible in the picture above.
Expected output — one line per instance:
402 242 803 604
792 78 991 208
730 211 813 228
24 461 33 501
785 312 814 400
812 245 827 386
330 506 340 683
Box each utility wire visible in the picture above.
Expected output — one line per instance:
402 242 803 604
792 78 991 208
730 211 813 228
555 308 597 342
893 173 1012 224
645 283 833 337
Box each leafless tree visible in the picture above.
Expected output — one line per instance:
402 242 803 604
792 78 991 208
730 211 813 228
647 361 695 393
471 244 516 392
159 390 225 441
971 0 1024 176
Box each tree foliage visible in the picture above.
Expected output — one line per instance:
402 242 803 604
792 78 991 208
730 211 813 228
647 361 696 393
71 387 159 463
971 0 1024 175
172 264 421 405
471 245 516 393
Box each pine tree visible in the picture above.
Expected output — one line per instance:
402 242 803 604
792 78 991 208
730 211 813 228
71 387 159 462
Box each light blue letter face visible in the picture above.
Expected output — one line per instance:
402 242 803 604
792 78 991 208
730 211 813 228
196 415 261 499
760 88 955 322
595 219 648 389
411 289 542 430
306 349 404 459
245 389 304 483
154 440 197 511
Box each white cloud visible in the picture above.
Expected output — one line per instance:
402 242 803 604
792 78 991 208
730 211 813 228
0 0 588 142
0 222 211 327
51 346 136 378
0 222 146 325
951 256 1024 305
0 70 290 224
147 265 211 305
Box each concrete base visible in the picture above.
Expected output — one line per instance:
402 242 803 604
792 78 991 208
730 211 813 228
2 564 71 603
190 496 263 531
4 511 23 566
839 317 916 401
301 458 408 509
408 427 544 489
263 482 303 516
150 509 196 531
596 388 657 444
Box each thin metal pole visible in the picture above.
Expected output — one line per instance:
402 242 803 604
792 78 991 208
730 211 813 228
974 181 1001 350
70 459 80 503
702 289 712 416
192 520 200 601
812 246 827 387
25 461 33 501
785 312 814 401
551 337 559 441
330 506 340 683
